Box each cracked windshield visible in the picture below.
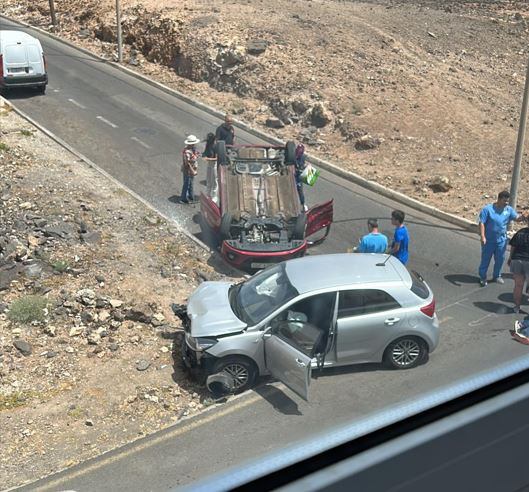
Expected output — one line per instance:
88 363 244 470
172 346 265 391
1 0 529 489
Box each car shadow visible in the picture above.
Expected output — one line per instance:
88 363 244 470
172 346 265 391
2 88 45 100
253 383 303 416
313 362 384 379
444 274 481 286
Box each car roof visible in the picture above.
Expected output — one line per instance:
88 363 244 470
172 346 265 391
284 253 411 294
0 30 39 44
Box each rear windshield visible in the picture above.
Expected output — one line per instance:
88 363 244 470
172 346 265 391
410 271 429 299
5 45 26 64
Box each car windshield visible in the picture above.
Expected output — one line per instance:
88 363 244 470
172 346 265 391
232 263 299 325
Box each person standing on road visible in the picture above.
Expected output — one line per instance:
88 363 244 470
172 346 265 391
478 190 524 287
180 135 201 204
390 209 409 265
507 219 529 313
215 114 235 146
357 218 388 253
294 143 308 211
203 132 218 203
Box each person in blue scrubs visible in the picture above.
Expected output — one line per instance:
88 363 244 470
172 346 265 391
357 218 388 253
478 190 523 287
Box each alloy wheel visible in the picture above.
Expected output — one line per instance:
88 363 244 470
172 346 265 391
222 363 249 389
391 338 421 368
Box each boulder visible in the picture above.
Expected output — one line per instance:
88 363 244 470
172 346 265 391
429 175 452 193
247 40 267 55
310 103 332 128
266 118 285 129
355 135 383 151
13 339 32 356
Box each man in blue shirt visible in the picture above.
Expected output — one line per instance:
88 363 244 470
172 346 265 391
478 190 523 287
390 209 409 265
357 218 388 253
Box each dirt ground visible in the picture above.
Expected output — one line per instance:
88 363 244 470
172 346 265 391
0 101 239 489
3 0 529 219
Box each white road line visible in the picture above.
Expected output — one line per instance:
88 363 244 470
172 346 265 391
131 136 151 149
67 98 86 109
96 116 118 128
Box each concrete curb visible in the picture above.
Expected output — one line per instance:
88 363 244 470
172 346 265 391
0 95 214 257
1 14 479 234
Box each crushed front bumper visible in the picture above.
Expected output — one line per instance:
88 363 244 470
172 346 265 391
221 239 307 269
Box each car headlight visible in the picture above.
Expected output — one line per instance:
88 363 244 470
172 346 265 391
186 334 218 352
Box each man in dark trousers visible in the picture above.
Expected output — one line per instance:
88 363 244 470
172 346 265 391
508 217 529 313
215 114 235 145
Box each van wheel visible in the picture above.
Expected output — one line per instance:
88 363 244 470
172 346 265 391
384 336 428 370
212 356 257 393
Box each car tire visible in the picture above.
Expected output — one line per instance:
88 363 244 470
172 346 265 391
212 356 258 393
217 140 227 166
219 212 233 240
384 336 428 370
285 140 296 164
292 213 306 240
36 85 46 94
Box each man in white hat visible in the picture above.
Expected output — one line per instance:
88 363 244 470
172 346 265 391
180 134 201 204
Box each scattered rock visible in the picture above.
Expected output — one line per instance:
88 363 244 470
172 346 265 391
429 175 452 193
355 135 383 151
80 231 102 244
13 339 32 356
76 289 96 306
136 359 151 371
247 40 267 55
310 103 332 128
265 117 285 129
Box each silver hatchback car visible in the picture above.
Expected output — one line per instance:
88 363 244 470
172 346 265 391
176 253 439 400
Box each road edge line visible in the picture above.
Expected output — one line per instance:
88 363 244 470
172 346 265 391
0 14 478 234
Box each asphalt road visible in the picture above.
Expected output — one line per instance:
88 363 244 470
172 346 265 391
3 19 529 492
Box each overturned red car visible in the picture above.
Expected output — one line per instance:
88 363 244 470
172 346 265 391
199 141 333 270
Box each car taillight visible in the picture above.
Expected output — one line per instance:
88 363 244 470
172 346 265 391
0 54 3 79
420 298 435 318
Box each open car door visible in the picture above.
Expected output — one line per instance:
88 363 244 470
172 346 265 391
264 321 324 401
305 199 333 241
199 192 221 231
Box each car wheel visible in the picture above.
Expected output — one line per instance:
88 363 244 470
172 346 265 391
219 212 233 240
384 336 428 370
292 213 306 240
285 140 296 164
217 140 227 166
36 85 46 94
212 356 257 393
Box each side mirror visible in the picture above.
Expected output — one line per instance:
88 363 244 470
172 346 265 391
262 326 272 338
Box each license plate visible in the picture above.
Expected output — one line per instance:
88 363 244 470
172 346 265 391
8 67 26 73
250 262 269 269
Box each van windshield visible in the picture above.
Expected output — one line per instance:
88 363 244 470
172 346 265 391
231 264 299 325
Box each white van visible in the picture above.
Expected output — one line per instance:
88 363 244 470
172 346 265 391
0 30 48 94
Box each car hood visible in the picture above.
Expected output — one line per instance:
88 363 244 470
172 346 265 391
187 282 247 337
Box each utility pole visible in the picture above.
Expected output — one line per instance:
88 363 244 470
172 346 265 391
48 0 57 27
116 0 123 63
510 54 529 210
